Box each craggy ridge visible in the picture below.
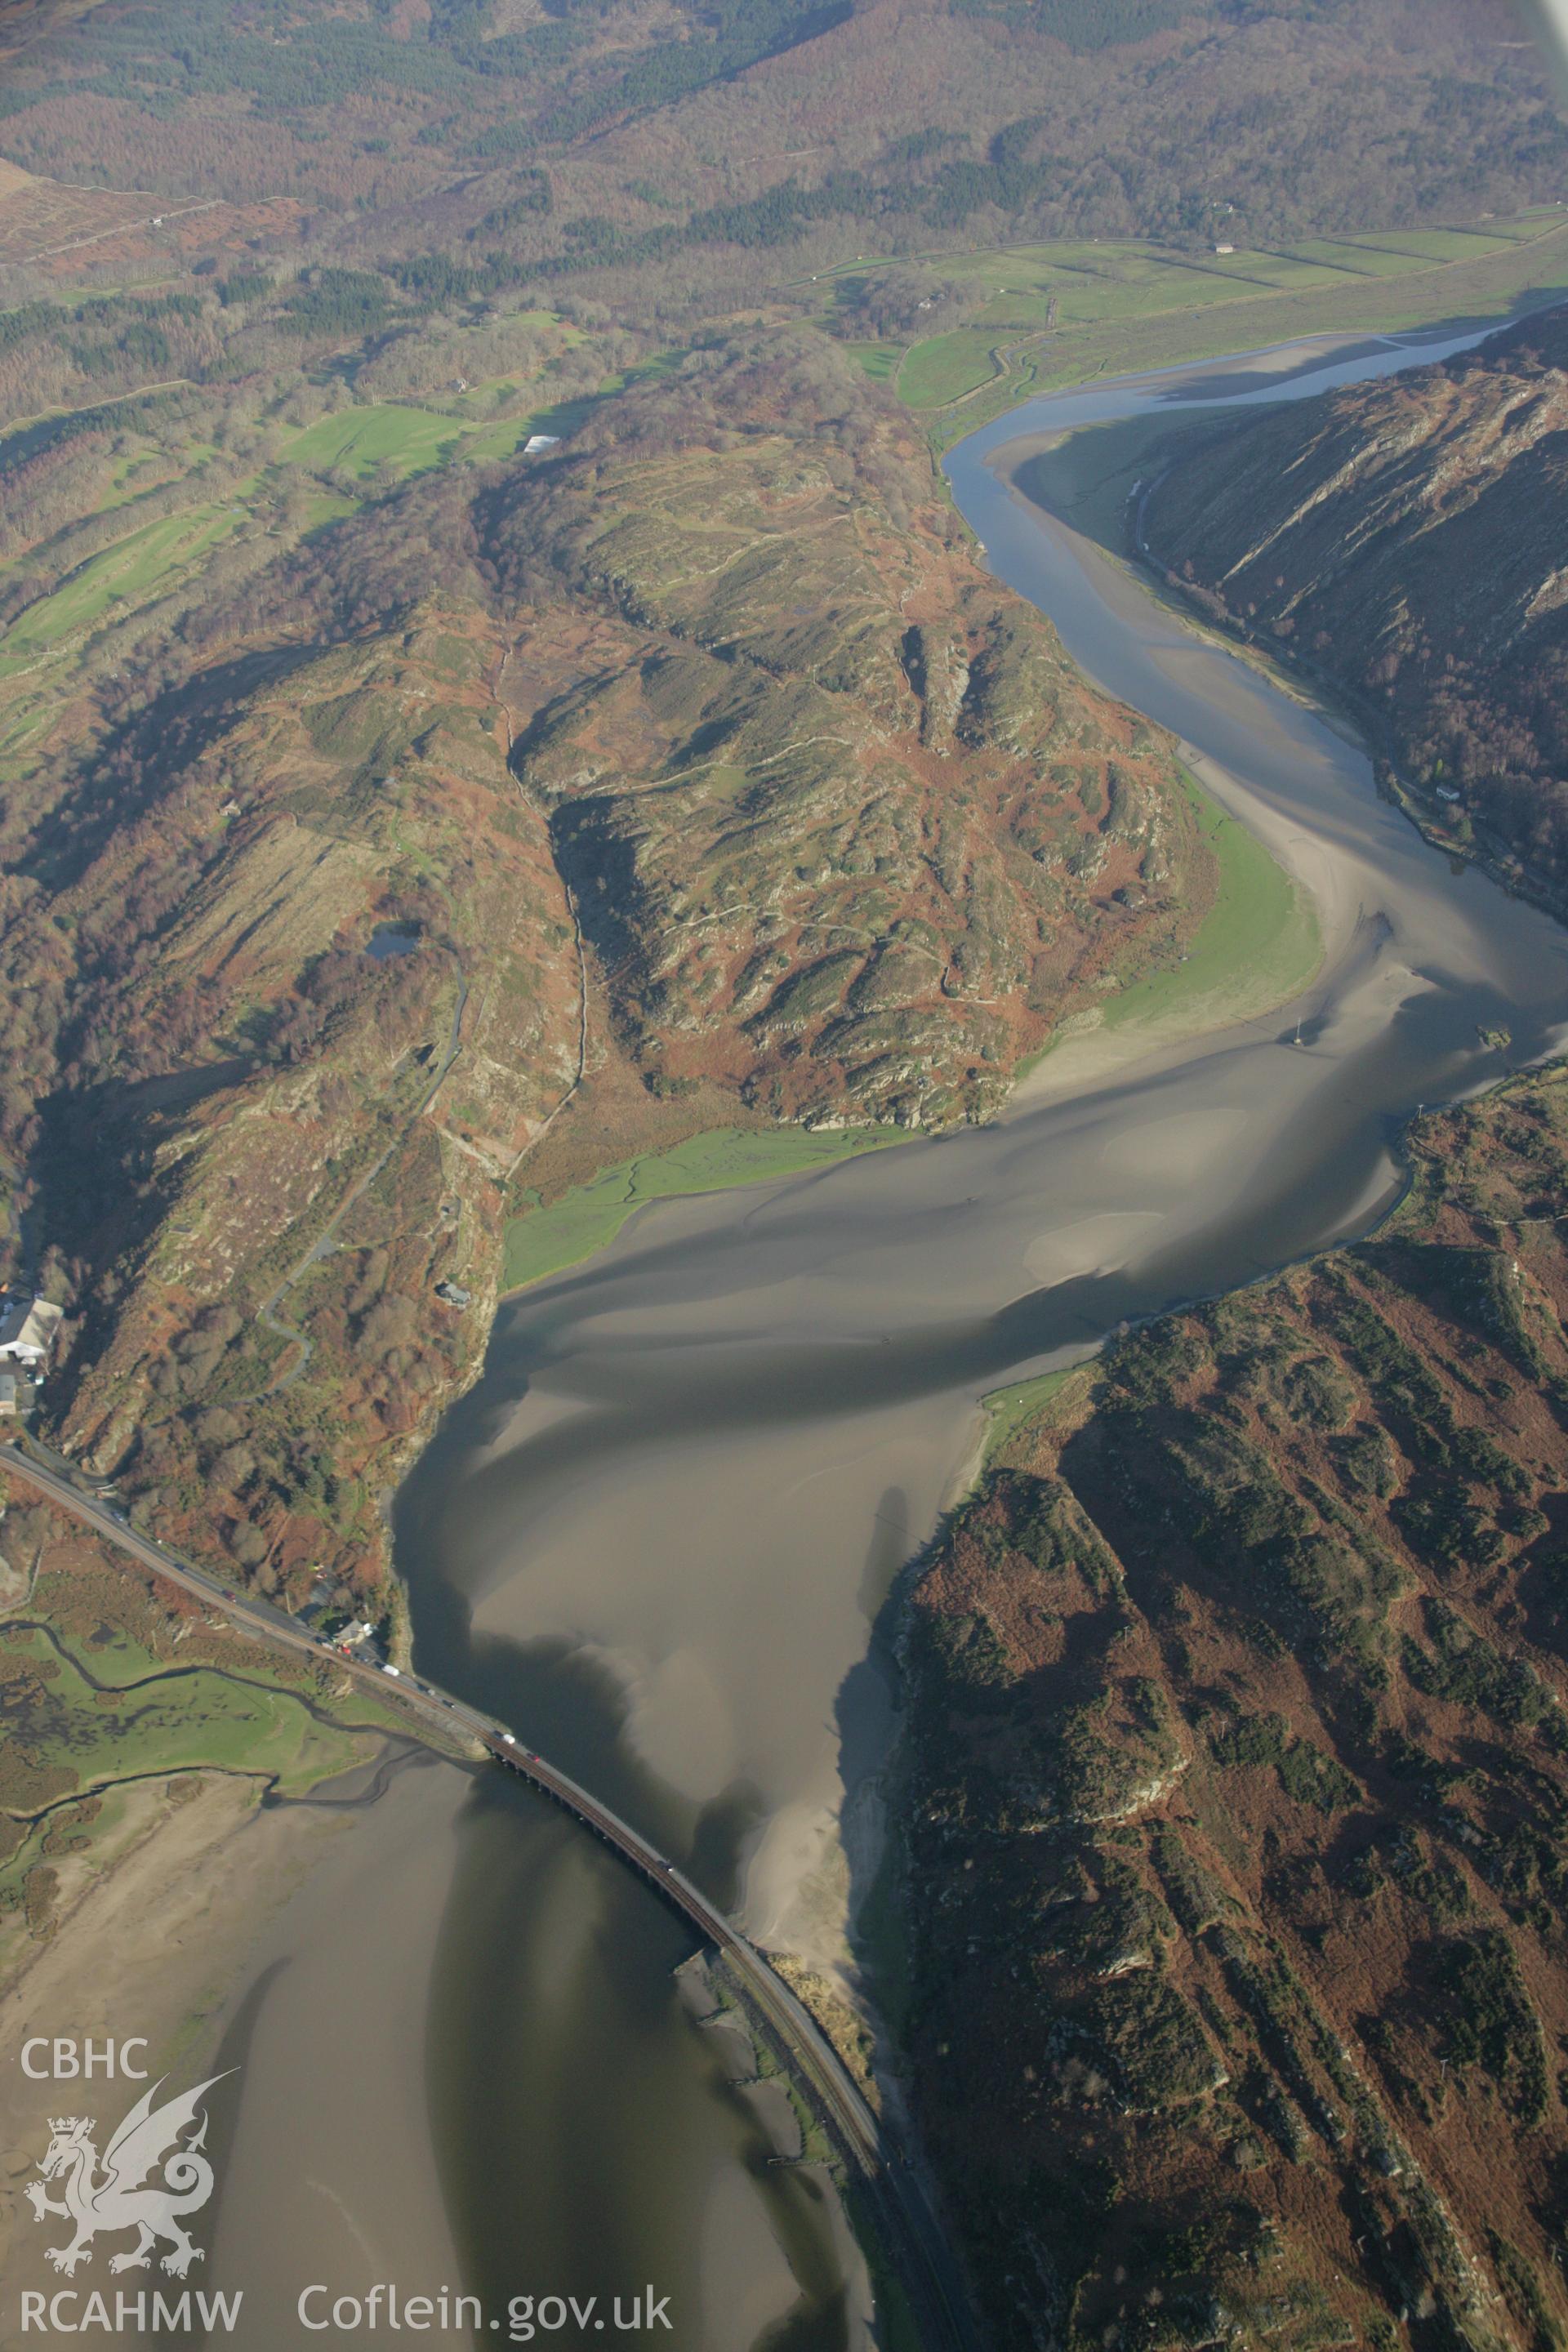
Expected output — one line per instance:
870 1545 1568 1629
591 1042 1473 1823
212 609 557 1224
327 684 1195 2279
898 1067 1568 2352
1143 304 1568 897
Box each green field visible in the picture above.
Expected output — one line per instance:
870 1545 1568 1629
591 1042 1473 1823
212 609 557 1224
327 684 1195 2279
280 403 472 479
1348 227 1528 263
1104 771 1321 1036
2 1625 394 1799
276 339 689 485
0 390 581 669
280 396 582 478
880 210 1568 433
898 330 1003 405
2 503 243 660
979 1365 1082 1463
502 1125 906 1292
844 341 902 381
1276 238 1427 279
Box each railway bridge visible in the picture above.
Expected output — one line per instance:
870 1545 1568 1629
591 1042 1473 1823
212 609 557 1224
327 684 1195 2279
2 1442 981 2352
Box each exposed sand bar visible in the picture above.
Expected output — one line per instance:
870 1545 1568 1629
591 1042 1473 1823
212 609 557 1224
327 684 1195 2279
0 1749 474 2349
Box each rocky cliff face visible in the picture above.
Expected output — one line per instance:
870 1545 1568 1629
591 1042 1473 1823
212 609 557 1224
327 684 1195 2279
1144 305 1568 888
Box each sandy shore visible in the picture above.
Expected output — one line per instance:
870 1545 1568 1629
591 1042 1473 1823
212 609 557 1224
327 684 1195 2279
1006 737 1347 1114
0 1745 476 2350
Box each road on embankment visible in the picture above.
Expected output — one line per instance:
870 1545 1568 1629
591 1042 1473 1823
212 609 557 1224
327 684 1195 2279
0 1437 980 2352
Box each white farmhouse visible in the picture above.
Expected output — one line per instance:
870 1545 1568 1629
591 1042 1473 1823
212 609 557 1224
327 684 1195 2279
0 1296 62 1368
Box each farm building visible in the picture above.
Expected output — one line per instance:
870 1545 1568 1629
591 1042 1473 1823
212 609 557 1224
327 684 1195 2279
0 1296 62 1367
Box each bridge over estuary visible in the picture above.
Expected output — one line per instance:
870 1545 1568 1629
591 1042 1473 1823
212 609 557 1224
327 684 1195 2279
2 1440 982 2352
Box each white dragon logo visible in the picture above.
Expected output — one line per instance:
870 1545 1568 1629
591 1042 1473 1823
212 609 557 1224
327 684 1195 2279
24 2073 231 2278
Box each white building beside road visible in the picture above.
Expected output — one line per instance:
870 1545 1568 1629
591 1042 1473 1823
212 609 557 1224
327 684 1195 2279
0 1296 62 1368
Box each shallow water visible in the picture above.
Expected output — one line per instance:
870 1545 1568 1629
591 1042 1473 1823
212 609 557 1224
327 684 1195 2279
201 320 1568 2348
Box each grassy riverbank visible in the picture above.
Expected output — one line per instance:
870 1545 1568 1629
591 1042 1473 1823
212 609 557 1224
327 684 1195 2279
890 209 1568 449
1018 764 1323 1105
974 773 1323 1450
978 1365 1085 1466
0 1494 415 1971
501 1125 906 1294
505 757 1321 1306
1107 771 1321 1033
2 1624 382 1797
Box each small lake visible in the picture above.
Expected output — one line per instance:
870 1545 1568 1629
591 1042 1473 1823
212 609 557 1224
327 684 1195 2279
367 921 421 960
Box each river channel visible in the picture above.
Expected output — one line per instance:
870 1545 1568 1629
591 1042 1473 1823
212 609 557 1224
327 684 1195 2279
209 320 1568 2349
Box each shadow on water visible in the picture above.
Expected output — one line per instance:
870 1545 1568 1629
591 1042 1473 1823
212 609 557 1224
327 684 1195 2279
399 1449 764 1894
399 1482 860 2349
176 1967 285 2352
424 1771 855 2352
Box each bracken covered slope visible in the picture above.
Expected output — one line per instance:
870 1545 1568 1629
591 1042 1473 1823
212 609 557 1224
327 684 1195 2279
5 333 1207 1606
1143 305 1568 891
487 340 1204 1129
13 608 583 1603
898 1066 1568 2352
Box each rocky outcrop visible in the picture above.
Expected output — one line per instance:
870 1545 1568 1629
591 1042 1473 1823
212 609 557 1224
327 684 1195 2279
895 1068 1568 2352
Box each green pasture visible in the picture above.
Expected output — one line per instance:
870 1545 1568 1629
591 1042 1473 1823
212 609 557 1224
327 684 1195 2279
277 355 680 480
926 225 1568 446
844 341 902 380
2 1626 394 1801
1349 226 1527 263
886 212 1568 421
279 403 470 479
463 394 595 460
979 1365 1081 1463
1279 238 1425 279
895 244 1365 407
278 394 583 478
0 380 590 665
443 373 532 417
898 330 1003 405
502 1124 905 1292
1179 251 1339 292
1104 772 1321 1036
3 504 243 655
